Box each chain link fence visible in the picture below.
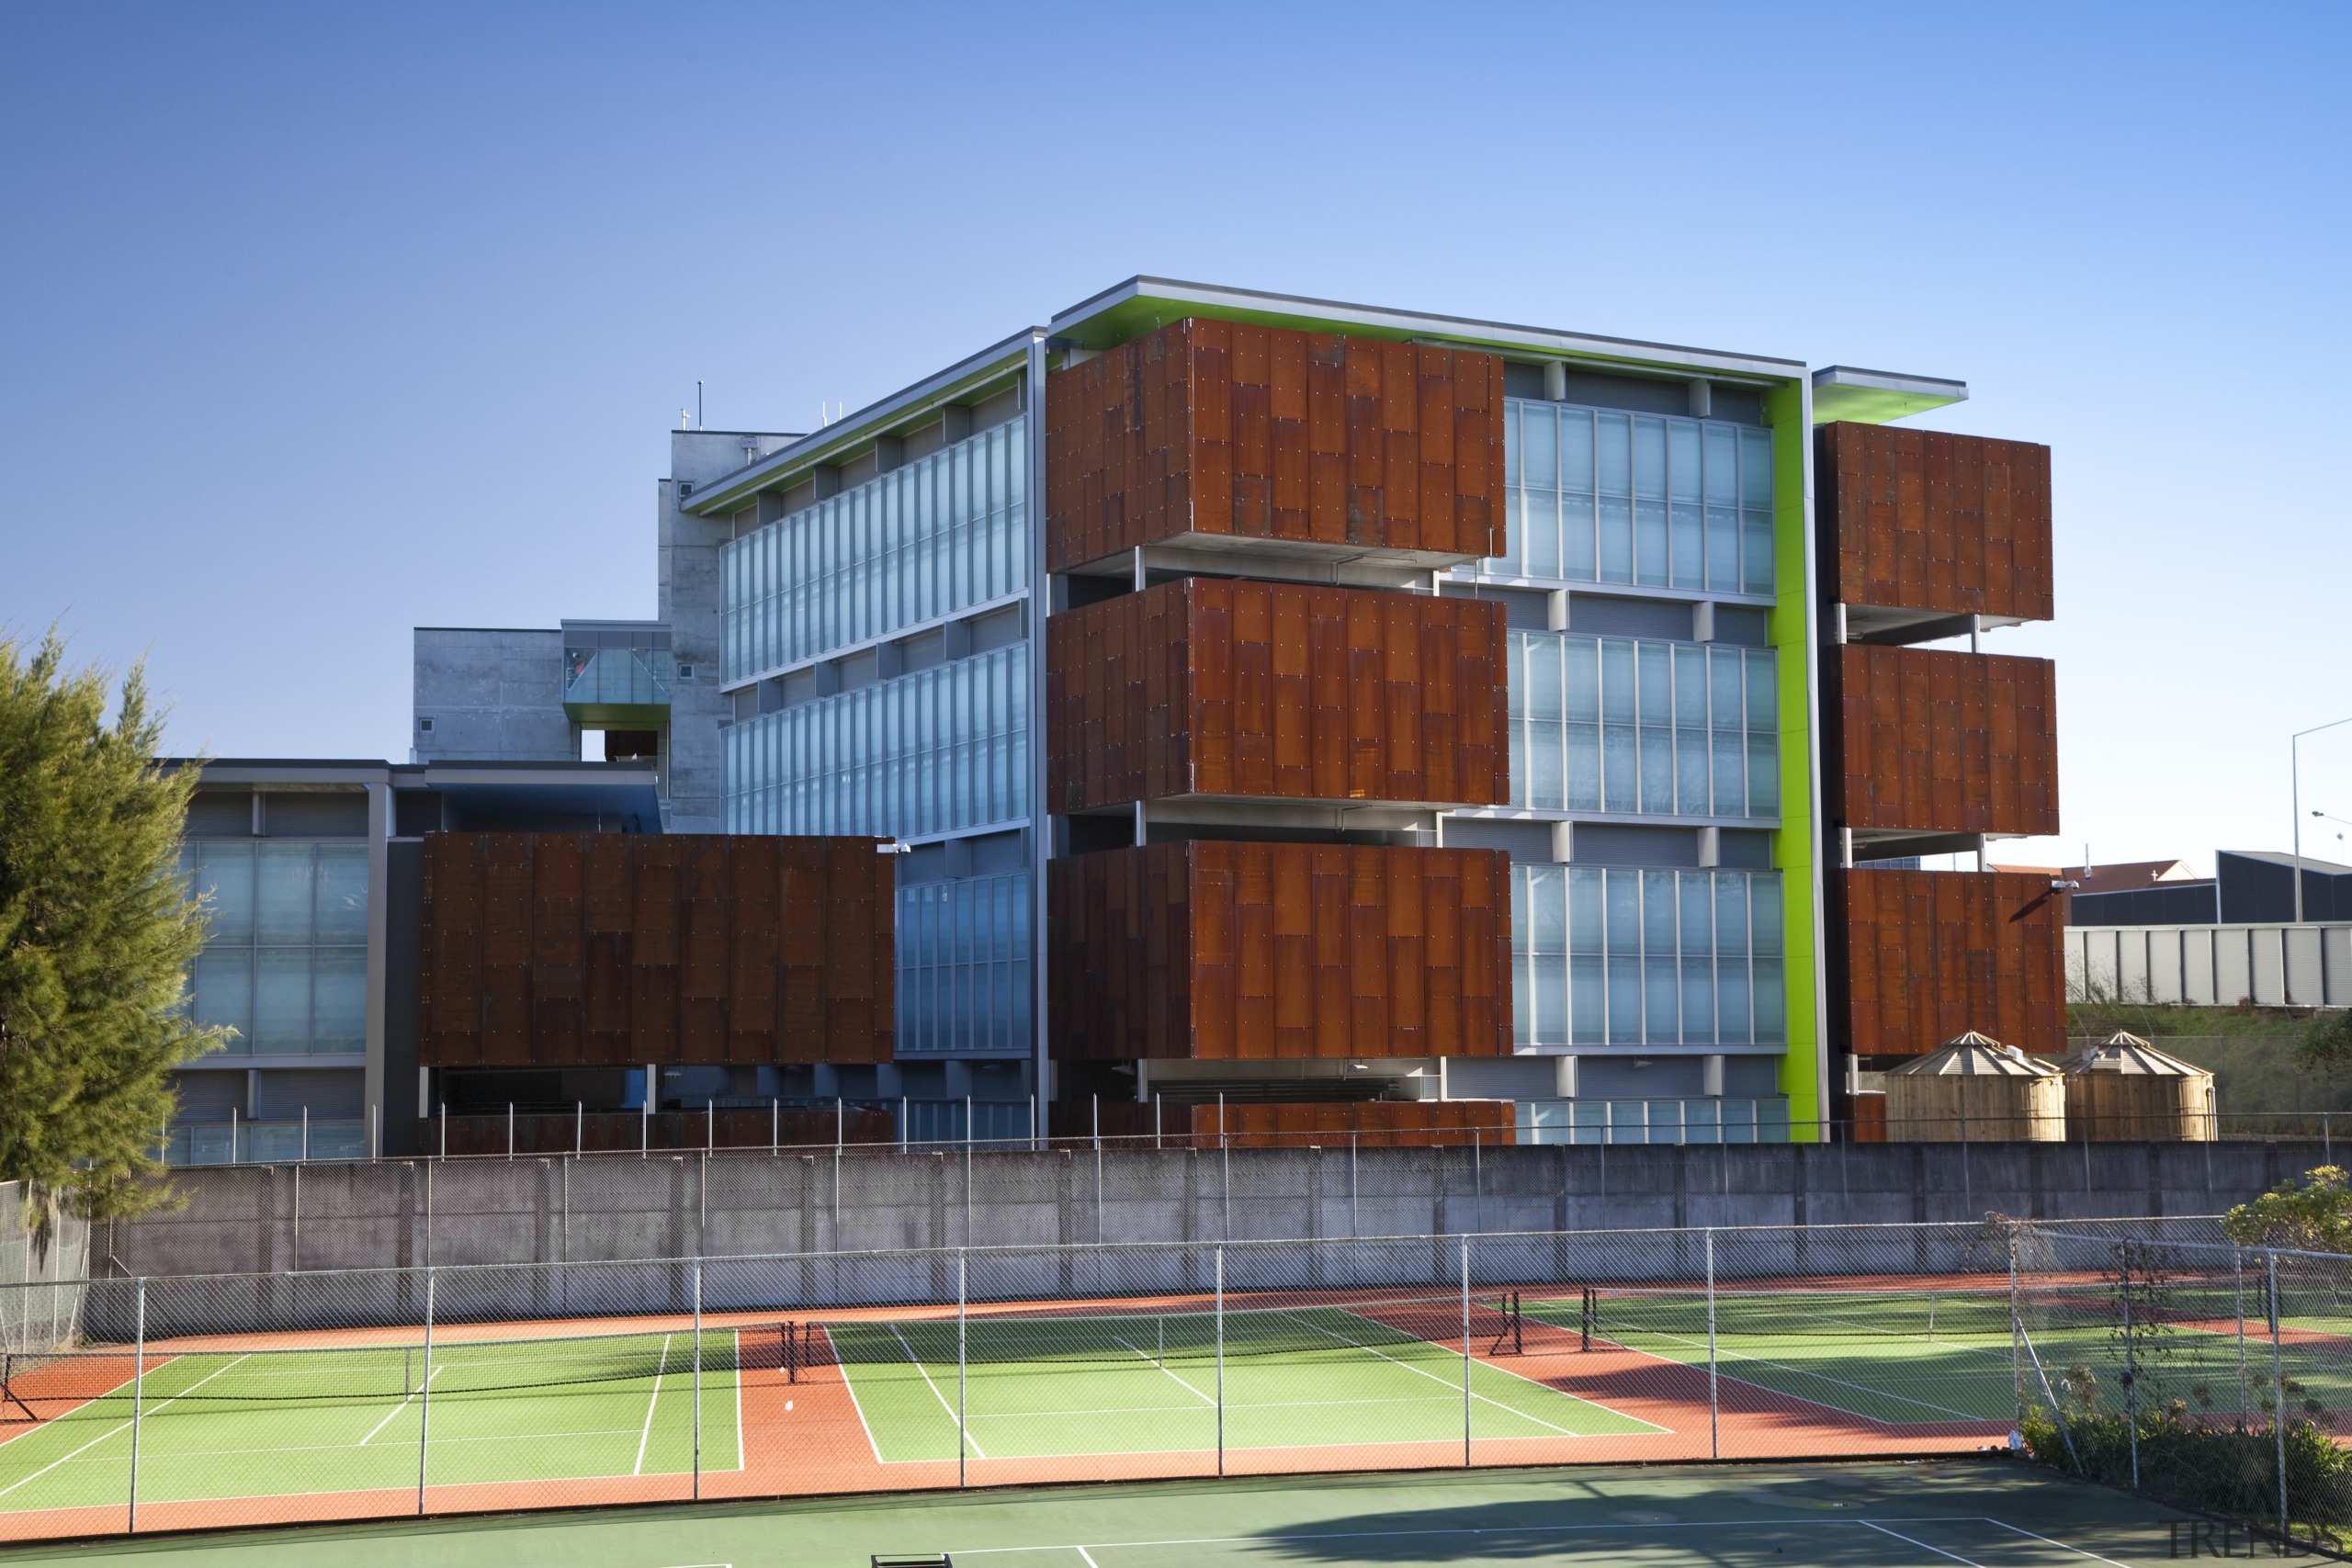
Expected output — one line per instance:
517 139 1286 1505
0 1184 88 1359
0 1214 2302 1547
2015 1231 2352 1554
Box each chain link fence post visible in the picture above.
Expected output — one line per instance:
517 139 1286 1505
417 1265 435 1516
1705 1227 1717 1461
1214 1244 1224 1477
691 1257 703 1501
956 1247 968 1488
126 1278 145 1533
2120 1243 2139 1493
2269 1249 2288 1539
2234 1244 2249 1416
2007 1223 2023 1440
1459 1235 1472 1468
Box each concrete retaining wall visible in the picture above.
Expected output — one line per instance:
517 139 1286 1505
102 1139 2319 1279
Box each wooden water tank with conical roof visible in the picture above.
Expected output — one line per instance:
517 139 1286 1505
2060 1032 2216 1142
1883 1031 2065 1142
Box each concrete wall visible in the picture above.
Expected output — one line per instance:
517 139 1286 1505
100 1139 2313 1280
662 431 797 833
411 627 575 763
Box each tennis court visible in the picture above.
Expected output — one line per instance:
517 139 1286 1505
1534 1282 2037 1427
826 1299 1665 1464
0 1459 2244 1567
0 1324 744 1535
6 1218 2338 1544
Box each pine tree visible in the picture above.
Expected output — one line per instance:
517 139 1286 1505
0 630 220 1218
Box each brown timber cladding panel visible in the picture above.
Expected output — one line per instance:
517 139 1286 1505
1816 422 2053 620
421 834 893 1067
1045 318 1508 572
1839 869 2066 1057
1831 645 2059 836
1049 841 1510 1062
1046 577 1508 812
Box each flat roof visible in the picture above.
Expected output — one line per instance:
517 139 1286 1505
164 757 659 783
684 276 1816 516
1811 365 1969 424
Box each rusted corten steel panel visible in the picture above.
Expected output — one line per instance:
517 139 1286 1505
1826 645 2059 837
421 833 893 1067
1046 577 1508 813
1816 422 2053 621
1045 318 1508 573
1835 869 2066 1057
1048 841 1510 1062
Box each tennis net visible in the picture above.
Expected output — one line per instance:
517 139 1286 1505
800 1292 1527 1374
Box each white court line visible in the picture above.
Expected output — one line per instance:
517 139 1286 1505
360 1362 443 1445
1278 1310 1645 1438
1073 1548 1101 1568
817 1326 886 1463
632 1334 673 1476
886 1324 985 1459
1544 1305 1986 1425
1981 1516 2141 1567
1859 1518 1985 1566
0 1353 249 1500
1103 1332 1215 1407
966 1391 1534 1422
1333 1306 1667 1430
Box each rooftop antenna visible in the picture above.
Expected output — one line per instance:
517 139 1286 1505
696 380 705 431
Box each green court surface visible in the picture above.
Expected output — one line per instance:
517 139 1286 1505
1526 1282 2352 1427
0 1328 741 1513
1535 1286 2031 1425
828 1303 1662 1461
0 1459 2232 1566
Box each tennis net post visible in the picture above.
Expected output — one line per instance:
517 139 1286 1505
0 1350 39 1423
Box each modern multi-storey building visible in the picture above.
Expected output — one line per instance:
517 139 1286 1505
164 756 898 1160
402 276 2067 1145
164 757 663 1159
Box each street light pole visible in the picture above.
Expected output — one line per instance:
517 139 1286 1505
2292 716 2352 923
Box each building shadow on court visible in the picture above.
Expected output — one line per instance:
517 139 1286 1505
1248 1475 1925 1562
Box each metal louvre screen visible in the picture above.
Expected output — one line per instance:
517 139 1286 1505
16 1215 2340 1551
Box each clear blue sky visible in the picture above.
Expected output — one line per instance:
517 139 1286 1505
5 2 2346 874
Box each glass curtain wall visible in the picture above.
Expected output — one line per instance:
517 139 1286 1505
1507 632 1777 818
564 633 672 708
1511 865 1784 1050
722 415 1028 682
723 642 1028 839
180 841 368 1055
897 872 1032 1056
1468 400 1774 592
